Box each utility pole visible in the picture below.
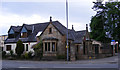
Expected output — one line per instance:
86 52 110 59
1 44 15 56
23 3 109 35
66 0 69 61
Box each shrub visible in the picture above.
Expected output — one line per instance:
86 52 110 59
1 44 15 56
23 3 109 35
28 51 33 59
24 52 29 59
2 51 6 58
15 40 24 57
57 54 66 59
10 50 13 56
21 51 33 60
32 38 43 60
6 53 11 59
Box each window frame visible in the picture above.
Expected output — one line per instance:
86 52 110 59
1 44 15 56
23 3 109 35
26 44 28 51
48 42 50 51
49 28 52 34
45 42 47 51
6 45 11 51
76 45 79 52
21 32 28 38
52 42 55 52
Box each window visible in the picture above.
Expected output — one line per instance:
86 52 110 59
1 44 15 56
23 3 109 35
45 43 47 51
6 45 11 51
48 42 50 51
52 42 55 52
49 28 52 34
26 44 28 51
21 32 27 38
2 47 3 51
44 42 57 52
83 42 85 54
68 42 70 53
56 43 57 51
77 45 79 52
9 34 14 38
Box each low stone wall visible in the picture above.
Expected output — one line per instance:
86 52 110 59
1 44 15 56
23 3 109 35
95 53 112 58
77 53 113 60
77 55 88 60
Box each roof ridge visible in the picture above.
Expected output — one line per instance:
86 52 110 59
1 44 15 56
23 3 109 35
76 30 86 32
25 21 58 26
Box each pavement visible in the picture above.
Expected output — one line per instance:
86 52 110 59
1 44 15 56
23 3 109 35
1 55 119 70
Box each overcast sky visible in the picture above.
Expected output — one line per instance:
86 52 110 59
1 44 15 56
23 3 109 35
0 0 116 35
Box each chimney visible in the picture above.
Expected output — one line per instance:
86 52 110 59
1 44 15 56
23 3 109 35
32 25 34 33
86 24 88 31
72 25 74 30
50 16 52 22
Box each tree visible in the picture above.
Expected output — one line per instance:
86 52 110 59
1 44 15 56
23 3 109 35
90 15 108 42
32 37 43 60
104 2 120 42
15 40 24 57
90 1 120 43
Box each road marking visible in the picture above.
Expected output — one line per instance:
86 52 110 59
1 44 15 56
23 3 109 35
19 67 35 68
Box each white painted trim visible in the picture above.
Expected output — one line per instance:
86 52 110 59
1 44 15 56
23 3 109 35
4 42 37 54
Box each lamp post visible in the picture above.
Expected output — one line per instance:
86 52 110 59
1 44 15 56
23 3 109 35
66 0 69 61
116 41 118 53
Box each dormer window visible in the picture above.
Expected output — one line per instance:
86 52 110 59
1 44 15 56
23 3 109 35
21 27 28 38
8 29 15 38
21 32 27 38
9 34 14 38
49 28 52 34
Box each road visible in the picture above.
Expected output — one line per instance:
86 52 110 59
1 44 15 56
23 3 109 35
1 55 119 70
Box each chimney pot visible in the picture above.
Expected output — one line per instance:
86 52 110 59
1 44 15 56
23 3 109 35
86 24 88 31
50 16 52 22
72 25 74 30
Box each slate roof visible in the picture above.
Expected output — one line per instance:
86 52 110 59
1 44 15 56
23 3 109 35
8 26 22 33
73 30 86 43
5 22 49 43
5 21 86 44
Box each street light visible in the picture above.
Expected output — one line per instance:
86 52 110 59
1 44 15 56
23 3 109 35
116 41 118 53
66 0 69 61
116 42 118 44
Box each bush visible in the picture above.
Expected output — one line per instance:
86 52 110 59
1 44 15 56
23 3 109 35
32 39 43 60
21 51 33 60
2 51 6 58
15 40 24 57
10 50 13 56
28 51 33 59
6 53 11 59
24 52 29 59
57 54 66 59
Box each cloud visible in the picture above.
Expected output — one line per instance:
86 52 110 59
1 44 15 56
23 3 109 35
0 13 50 35
0 12 89 35
3 0 114 2
0 1 94 35
2 0 95 2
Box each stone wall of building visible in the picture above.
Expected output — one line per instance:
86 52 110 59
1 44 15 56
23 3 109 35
70 43 76 61
74 44 88 59
41 23 66 56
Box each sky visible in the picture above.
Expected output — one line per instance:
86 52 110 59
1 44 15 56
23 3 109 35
0 0 117 35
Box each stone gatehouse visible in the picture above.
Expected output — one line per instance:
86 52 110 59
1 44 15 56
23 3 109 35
5 16 95 61
39 17 92 61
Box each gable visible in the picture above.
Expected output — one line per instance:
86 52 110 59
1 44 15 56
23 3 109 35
41 23 63 38
9 29 14 34
40 22 64 37
21 27 27 33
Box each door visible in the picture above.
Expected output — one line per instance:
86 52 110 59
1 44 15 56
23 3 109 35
94 44 99 54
